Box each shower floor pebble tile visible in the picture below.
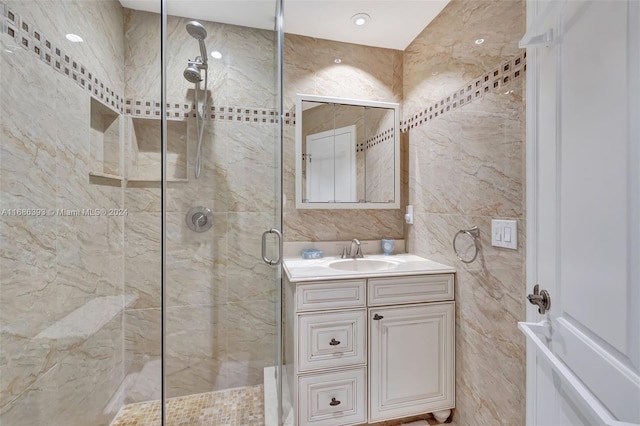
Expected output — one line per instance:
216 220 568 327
110 385 264 426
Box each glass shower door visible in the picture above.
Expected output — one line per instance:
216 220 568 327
0 1 162 425
0 0 282 424
161 0 283 424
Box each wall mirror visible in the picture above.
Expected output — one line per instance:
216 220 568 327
295 94 400 209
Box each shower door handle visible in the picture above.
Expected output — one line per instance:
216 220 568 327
261 228 283 266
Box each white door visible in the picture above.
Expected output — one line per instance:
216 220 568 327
332 127 356 202
369 303 454 422
306 129 335 202
306 125 356 202
522 1 640 425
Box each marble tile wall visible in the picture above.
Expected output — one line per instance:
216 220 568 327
124 8 276 111
122 10 279 402
0 1 126 425
402 1 526 425
283 34 405 241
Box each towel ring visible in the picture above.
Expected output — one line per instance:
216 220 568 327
453 226 480 263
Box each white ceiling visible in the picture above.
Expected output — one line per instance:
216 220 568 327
118 1 450 50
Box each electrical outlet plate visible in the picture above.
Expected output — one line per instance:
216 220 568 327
491 219 517 249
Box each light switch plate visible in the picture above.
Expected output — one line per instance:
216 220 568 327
491 219 517 249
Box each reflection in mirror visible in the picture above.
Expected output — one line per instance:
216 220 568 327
295 94 400 209
365 106 395 203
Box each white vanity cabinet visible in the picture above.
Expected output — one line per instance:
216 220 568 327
284 271 455 426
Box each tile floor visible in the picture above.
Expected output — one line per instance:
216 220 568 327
110 383 454 426
110 385 264 426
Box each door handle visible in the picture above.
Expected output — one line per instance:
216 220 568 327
527 284 551 314
373 314 384 320
261 228 283 266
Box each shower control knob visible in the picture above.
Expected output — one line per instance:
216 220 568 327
186 206 213 233
192 212 207 227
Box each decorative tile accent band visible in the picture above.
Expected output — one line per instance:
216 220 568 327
1 2 124 114
365 127 394 150
125 99 280 124
401 51 526 132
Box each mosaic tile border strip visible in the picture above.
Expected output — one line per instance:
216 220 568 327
401 51 526 132
1 2 124 114
366 127 394 150
125 99 281 124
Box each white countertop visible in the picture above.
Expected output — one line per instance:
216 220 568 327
283 253 455 283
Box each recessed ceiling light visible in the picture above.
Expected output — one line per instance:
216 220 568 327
351 13 371 27
211 50 222 59
475 38 485 45
65 33 83 43
334 58 342 64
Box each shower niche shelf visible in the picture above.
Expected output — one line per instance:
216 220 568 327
89 98 124 183
125 117 188 184
89 171 124 181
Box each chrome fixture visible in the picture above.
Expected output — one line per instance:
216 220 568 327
341 238 364 259
261 228 283 266
527 284 551 314
186 21 208 63
453 226 480 263
185 206 213 233
183 60 204 83
183 20 209 179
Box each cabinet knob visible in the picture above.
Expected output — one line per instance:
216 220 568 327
329 338 341 346
329 397 341 406
373 313 384 320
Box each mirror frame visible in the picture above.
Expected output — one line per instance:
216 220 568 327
295 94 400 209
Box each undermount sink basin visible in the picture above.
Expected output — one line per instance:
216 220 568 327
327 258 400 272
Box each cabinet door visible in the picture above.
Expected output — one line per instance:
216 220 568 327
369 302 454 422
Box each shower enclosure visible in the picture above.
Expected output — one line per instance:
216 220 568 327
0 0 283 424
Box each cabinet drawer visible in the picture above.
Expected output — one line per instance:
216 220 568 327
297 368 366 426
368 274 454 306
298 310 366 372
296 280 366 311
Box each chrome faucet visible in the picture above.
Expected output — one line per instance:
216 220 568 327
341 238 364 259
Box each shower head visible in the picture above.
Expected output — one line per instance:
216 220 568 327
186 21 207 40
184 63 202 83
186 21 208 65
